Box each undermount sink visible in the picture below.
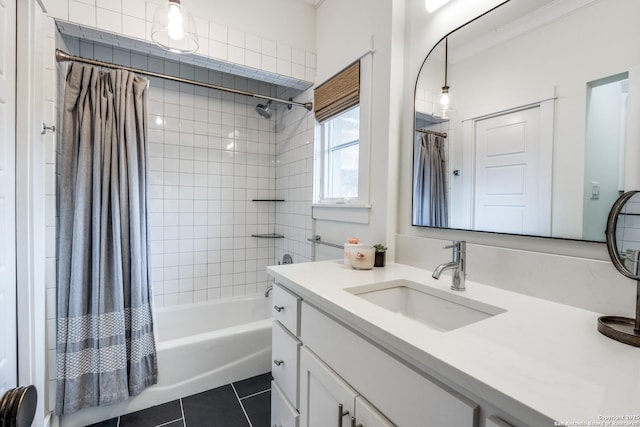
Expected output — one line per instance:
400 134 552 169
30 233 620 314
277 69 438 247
345 279 506 332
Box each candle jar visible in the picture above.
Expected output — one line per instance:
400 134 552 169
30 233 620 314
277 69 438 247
350 246 375 270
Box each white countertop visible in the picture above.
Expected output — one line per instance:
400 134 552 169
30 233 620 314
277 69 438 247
267 260 640 425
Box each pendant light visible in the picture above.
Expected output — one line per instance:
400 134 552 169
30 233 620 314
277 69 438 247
151 0 199 54
440 37 450 108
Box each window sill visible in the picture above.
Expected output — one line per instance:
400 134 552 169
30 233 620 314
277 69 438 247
312 203 371 224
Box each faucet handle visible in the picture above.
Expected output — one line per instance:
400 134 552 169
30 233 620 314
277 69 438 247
443 240 460 250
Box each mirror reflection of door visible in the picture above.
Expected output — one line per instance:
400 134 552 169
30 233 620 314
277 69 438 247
583 73 629 241
472 106 552 235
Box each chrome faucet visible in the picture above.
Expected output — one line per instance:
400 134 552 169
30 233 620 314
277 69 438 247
432 241 466 291
265 285 273 297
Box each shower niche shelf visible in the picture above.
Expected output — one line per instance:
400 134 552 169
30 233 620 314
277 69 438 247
251 233 285 239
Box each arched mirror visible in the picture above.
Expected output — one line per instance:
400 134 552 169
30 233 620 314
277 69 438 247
599 191 640 347
413 0 640 241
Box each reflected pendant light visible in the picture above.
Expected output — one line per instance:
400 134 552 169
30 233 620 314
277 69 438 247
151 0 199 54
440 37 450 108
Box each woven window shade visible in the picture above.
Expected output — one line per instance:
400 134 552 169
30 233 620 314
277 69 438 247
314 61 360 123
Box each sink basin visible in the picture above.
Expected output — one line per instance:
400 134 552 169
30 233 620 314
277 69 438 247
345 279 506 332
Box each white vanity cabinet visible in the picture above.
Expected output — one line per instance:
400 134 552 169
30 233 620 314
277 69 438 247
301 301 478 427
271 283 302 427
271 281 480 427
300 346 393 427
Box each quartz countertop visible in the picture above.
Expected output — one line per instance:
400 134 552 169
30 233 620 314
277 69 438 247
267 260 640 425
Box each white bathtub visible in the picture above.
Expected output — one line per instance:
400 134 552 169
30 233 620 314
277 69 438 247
59 295 272 427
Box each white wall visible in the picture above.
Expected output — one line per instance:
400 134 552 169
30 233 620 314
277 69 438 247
583 79 627 241
313 0 404 255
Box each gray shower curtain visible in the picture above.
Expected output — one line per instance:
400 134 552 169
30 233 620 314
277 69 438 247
56 64 157 415
413 133 448 227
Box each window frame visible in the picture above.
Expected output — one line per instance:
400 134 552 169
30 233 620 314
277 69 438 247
313 54 372 211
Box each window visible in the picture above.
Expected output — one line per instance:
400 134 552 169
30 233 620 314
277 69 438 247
313 56 371 213
321 105 360 200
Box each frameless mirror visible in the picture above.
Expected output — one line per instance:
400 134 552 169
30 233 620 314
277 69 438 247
413 0 640 241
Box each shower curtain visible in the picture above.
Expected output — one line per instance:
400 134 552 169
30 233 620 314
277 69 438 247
413 133 448 227
56 64 157 415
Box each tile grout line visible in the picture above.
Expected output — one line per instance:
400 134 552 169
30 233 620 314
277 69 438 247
231 383 253 427
239 387 271 401
155 418 184 427
179 398 186 427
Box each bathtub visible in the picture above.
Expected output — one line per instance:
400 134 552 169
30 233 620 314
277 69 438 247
59 295 272 427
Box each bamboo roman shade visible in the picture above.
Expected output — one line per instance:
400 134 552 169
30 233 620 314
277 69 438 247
314 61 360 123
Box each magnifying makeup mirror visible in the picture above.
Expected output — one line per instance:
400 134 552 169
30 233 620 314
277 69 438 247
599 191 640 346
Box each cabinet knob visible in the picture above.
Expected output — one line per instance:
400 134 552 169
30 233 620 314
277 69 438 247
274 305 285 312
338 403 350 427
273 359 284 366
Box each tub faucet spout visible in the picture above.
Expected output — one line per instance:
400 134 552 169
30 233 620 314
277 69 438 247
432 241 466 291
265 285 273 298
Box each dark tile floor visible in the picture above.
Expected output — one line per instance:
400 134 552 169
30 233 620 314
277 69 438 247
87 372 272 427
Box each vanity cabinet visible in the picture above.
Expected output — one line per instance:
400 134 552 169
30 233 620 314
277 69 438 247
301 301 478 427
271 284 302 427
271 281 480 427
300 346 393 427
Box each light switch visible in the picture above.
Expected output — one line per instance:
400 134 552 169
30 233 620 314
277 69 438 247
591 181 600 200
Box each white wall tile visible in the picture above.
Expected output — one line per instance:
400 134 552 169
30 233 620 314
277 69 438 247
46 0 69 20
97 8 122 34
262 55 276 74
210 22 227 43
227 27 245 48
276 43 291 61
96 0 121 13
122 15 146 40
209 41 227 61
122 0 145 17
277 59 291 78
245 33 261 53
228 45 244 66
261 39 277 57
292 48 305 66
69 1 96 27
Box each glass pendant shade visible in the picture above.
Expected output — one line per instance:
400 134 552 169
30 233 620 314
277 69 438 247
151 0 199 54
440 86 450 107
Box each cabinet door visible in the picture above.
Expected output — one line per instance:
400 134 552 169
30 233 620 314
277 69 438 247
300 347 358 427
354 396 395 427
272 321 301 408
272 380 299 427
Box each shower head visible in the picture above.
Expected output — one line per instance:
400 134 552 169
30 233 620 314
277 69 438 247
255 100 273 119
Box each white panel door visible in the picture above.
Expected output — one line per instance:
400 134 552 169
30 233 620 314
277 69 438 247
474 106 551 235
299 347 358 427
0 0 17 395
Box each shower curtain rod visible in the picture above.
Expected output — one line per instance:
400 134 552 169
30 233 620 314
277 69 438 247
416 128 448 138
55 49 314 112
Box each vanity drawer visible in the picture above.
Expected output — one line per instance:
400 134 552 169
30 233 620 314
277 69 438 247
272 320 301 408
273 283 301 336
271 380 299 427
